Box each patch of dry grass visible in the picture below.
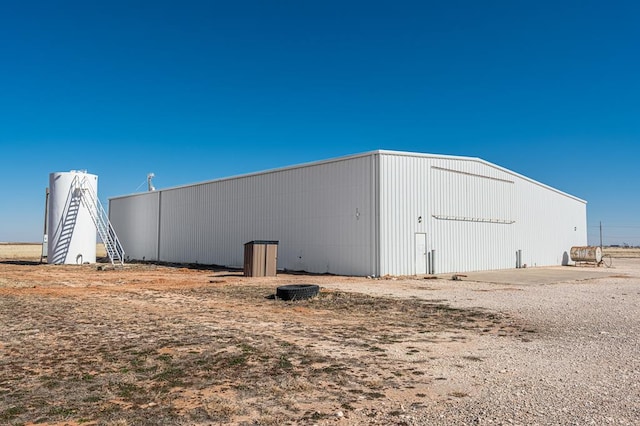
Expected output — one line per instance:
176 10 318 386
0 260 524 425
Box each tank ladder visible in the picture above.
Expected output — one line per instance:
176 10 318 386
49 182 83 264
73 175 125 266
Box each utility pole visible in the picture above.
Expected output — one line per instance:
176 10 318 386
599 221 603 250
40 187 49 263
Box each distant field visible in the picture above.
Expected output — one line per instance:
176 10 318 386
0 243 106 260
603 247 640 258
0 243 637 261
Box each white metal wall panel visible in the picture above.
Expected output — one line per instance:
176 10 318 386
378 154 430 276
428 158 516 274
513 179 586 267
155 155 375 275
109 192 160 261
378 152 586 275
109 150 586 276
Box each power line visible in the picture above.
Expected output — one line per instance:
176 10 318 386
588 225 640 228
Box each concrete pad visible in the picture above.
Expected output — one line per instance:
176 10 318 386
439 266 616 286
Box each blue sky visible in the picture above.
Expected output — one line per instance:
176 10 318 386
1 0 638 245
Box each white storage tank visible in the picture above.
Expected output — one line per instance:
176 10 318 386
48 171 98 264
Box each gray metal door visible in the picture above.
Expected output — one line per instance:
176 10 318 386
415 233 427 275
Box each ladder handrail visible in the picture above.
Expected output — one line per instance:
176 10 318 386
73 175 125 266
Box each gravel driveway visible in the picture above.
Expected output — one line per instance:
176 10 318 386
323 259 640 425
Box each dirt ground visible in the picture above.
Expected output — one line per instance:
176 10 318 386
1 244 638 425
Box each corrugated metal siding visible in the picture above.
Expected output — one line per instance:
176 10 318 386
379 153 586 275
150 155 376 275
513 179 586 267
378 154 430 275
109 150 586 276
109 192 160 261
429 158 516 273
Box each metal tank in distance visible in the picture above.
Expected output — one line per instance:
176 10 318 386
570 246 602 264
48 171 98 264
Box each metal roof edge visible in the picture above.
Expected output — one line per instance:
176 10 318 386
110 149 586 205
109 151 381 200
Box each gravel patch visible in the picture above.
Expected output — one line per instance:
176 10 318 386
324 259 640 425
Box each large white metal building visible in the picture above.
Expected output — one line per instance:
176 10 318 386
109 150 587 276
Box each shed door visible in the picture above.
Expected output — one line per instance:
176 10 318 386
415 233 427 275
